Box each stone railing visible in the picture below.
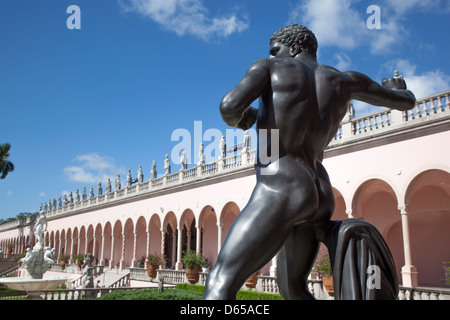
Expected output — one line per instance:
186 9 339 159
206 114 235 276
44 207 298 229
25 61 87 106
0 150 258 233
329 90 450 146
398 286 450 300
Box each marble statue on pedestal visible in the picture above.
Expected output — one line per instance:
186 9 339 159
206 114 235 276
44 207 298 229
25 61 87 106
198 143 205 166
98 182 102 195
138 165 144 183
20 211 57 279
180 149 187 170
151 161 157 179
164 154 171 175
115 175 121 190
126 169 132 187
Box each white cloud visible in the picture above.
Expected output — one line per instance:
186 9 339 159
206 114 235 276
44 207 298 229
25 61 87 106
39 192 46 197
351 60 450 116
334 53 352 71
388 60 450 99
288 0 445 55
120 0 249 40
6 190 13 197
289 0 366 50
64 153 124 185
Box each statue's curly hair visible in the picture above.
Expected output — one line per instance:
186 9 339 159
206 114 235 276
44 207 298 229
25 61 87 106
270 24 318 57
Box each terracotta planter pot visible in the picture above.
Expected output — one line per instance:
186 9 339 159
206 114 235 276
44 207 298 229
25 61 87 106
147 265 157 278
60 261 66 270
76 260 82 270
245 272 259 288
185 267 200 284
322 276 334 296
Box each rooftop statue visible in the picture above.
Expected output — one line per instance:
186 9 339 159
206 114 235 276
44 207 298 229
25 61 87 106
203 24 416 300
138 165 144 183
115 175 121 190
180 148 187 171
151 161 157 179
126 169 132 187
164 154 171 175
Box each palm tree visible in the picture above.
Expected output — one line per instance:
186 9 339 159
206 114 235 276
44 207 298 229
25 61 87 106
0 143 15 179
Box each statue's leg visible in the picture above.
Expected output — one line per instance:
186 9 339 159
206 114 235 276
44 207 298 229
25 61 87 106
203 183 316 300
277 221 319 300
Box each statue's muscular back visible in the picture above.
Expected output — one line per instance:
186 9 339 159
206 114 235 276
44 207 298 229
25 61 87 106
257 57 350 166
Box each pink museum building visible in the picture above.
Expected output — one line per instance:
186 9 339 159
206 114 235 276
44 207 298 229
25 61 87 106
1 89 449 290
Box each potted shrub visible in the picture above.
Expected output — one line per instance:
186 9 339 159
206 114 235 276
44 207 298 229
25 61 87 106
182 250 206 284
146 253 165 278
16 253 26 266
7 244 14 254
72 253 84 270
59 254 70 270
315 250 333 296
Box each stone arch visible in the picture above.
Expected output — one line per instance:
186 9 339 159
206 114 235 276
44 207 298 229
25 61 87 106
79 226 86 255
86 224 95 254
332 187 347 220
94 223 103 263
123 218 134 268
199 205 218 266
135 216 147 265
66 228 72 257
163 211 178 269
148 214 162 256
403 169 450 286
102 222 112 266
220 201 240 245
180 209 196 253
351 178 403 281
72 227 80 255
111 220 123 268
54 230 60 258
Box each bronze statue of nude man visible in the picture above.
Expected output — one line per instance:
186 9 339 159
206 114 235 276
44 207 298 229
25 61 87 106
203 25 416 300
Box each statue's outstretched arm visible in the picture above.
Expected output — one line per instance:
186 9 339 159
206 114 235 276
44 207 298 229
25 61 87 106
345 71 416 111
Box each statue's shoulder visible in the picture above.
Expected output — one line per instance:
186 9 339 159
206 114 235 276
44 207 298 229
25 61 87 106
247 58 271 73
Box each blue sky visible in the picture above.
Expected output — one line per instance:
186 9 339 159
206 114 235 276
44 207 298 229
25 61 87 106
1 0 449 220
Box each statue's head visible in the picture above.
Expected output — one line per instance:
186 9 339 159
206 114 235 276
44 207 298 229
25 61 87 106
270 24 318 58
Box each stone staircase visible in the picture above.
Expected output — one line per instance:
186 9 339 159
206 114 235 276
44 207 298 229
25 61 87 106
0 255 20 275
91 268 130 288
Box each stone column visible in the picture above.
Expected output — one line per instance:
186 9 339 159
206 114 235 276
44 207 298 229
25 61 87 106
217 221 224 254
160 228 166 269
196 225 202 255
187 231 192 252
132 232 138 267
84 233 89 255
77 235 81 255
109 233 116 268
146 229 151 258
120 232 126 270
398 205 419 287
64 235 68 257
270 254 277 277
100 232 106 266
176 227 183 270
345 209 355 219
